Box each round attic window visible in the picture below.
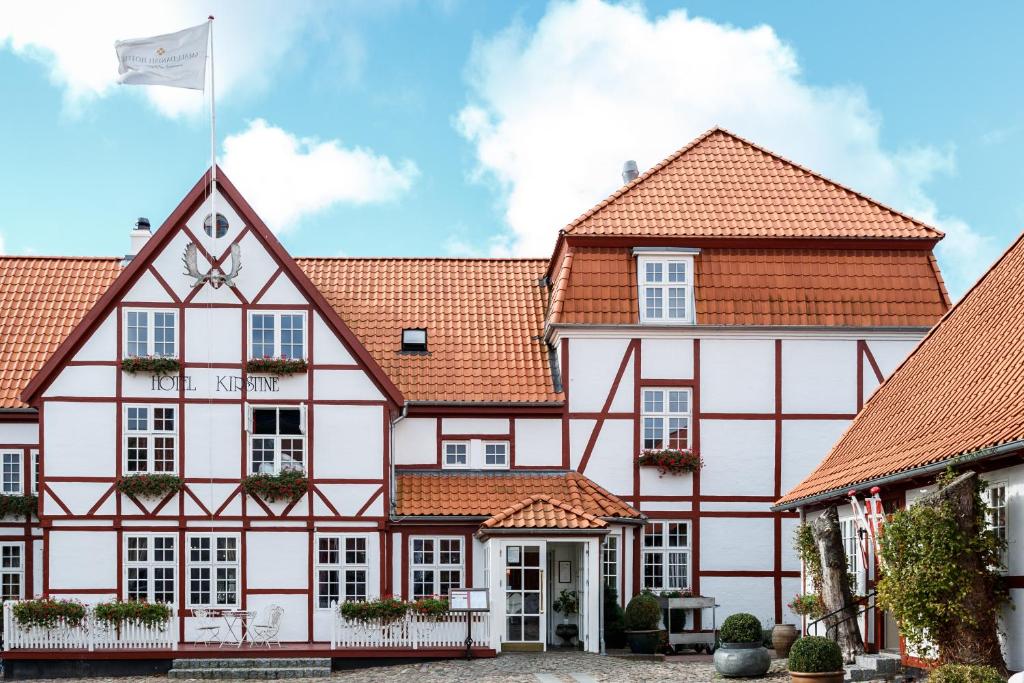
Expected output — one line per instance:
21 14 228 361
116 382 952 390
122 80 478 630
203 213 229 238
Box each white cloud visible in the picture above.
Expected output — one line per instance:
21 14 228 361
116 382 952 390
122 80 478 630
0 1 319 117
221 119 418 232
456 0 994 295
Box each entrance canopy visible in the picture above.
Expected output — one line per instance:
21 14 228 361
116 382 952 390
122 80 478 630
478 495 608 536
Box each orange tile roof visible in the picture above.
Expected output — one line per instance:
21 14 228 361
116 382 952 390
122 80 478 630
777 232 1024 507
480 495 608 531
549 247 949 327
395 471 640 519
0 257 122 409
297 258 558 404
564 128 943 241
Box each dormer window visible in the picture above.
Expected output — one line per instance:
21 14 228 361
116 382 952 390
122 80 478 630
635 250 696 324
401 328 428 353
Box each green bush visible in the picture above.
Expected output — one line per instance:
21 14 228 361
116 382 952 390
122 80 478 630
719 612 763 644
604 587 626 648
410 597 449 619
339 597 409 624
624 592 661 631
787 635 843 673
12 599 86 628
94 600 172 627
927 664 1006 683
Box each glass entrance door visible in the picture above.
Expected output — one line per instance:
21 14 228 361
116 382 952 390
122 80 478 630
504 542 545 646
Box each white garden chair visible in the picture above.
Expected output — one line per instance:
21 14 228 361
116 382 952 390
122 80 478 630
250 604 284 647
192 608 222 645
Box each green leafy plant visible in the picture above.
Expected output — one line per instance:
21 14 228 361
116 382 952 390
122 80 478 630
787 635 843 673
624 591 661 631
603 587 626 648
552 589 579 617
877 471 1007 662
410 597 449 619
121 357 180 375
719 612 763 644
245 357 308 376
242 469 308 503
0 494 37 518
12 599 86 629
94 600 172 628
927 664 1006 683
116 474 182 499
637 448 703 476
788 593 824 618
339 597 409 624
794 523 824 597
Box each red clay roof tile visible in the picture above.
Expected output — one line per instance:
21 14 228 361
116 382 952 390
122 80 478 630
480 495 608 530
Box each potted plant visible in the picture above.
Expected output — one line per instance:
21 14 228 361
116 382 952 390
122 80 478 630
603 587 626 649
623 591 662 654
787 635 844 682
552 589 579 646
714 612 771 677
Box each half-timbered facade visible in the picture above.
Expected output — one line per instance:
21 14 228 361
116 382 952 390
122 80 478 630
0 128 950 655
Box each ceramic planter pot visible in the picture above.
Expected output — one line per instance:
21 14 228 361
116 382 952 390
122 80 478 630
771 623 799 657
713 642 771 677
790 671 844 683
625 629 660 654
555 622 579 646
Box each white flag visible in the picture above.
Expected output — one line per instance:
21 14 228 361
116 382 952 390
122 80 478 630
115 22 209 90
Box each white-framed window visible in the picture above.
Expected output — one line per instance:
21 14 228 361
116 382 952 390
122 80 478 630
315 535 368 608
642 521 690 590
988 482 1008 568
839 518 865 593
186 534 239 608
637 255 694 324
442 441 469 469
125 309 177 358
30 450 38 495
249 311 306 360
641 388 691 450
602 535 619 592
125 534 176 604
124 405 177 474
410 537 463 599
247 405 305 475
482 441 509 469
0 543 24 600
1 451 22 495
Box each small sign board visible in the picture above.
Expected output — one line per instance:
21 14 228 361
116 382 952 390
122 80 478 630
449 588 489 612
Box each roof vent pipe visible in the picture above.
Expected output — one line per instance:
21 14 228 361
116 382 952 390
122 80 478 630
122 217 152 266
622 160 639 184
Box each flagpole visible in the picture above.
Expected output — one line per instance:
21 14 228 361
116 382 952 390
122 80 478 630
208 15 217 239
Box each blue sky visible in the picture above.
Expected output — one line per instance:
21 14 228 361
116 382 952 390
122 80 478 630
1 1 1022 297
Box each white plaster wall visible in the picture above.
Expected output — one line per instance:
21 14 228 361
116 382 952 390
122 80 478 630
184 404 242 479
313 405 383 479
258 275 306 305
247 593 309 642
568 338 631 412
232 232 279 304
184 189 246 256
578 420 633 499
151 230 209 302
247 532 308 589
641 338 694 380
861 338 918 396
313 370 383 402
779 420 849 495
49 530 116 590
0 422 38 444
639 468 694 497
609 357 635 413
44 402 116 477
568 419 596 471
700 339 775 413
441 418 510 434
781 339 857 414
72 312 116 362
780 517 801 572
514 419 562 467
700 517 774 572
185 307 243 364
700 420 775 497
43 365 116 398
47 482 113 516
701 576 775 629
394 418 436 465
123 271 174 303
312 314 356 365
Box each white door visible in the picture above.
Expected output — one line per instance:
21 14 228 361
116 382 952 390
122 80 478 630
501 541 547 648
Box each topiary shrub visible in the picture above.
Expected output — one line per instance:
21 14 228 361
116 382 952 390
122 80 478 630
624 591 661 631
927 664 1006 683
719 612 763 644
788 635 843 673
604 587 626 648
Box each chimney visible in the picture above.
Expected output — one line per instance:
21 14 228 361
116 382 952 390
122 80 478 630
122 217 152 266
622 160 639 184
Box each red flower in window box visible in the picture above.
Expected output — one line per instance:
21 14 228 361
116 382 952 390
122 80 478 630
245 357 308 376
637 448 702 476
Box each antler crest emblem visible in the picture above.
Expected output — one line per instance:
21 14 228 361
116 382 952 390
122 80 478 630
183 242 241 289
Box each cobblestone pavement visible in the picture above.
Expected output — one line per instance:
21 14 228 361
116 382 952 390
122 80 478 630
331 651 791 682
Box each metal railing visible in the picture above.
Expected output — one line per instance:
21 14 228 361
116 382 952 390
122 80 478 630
807 589 877 641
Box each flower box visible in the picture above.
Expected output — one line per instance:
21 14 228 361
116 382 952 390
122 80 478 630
0 494 37 518
116 474 182 499
245 357 308 376
94 600 172 627
13 599 86 628
242 469 308 503
121 357 180 375
637 448 702 476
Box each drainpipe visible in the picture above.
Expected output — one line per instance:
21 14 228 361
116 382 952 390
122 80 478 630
388 405 407 596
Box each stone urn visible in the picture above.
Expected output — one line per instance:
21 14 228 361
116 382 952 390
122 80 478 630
771 623 799 657
713 641 772 677
555 622 579 646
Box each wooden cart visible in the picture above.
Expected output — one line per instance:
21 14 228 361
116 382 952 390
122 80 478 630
659 595 718 653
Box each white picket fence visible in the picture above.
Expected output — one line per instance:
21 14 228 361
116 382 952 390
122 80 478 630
331 608 489 649
2 601 177 651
